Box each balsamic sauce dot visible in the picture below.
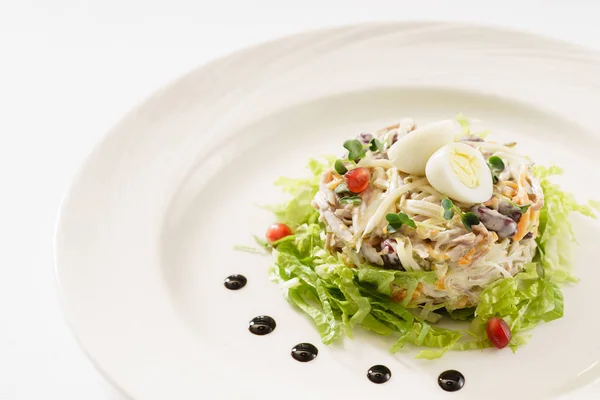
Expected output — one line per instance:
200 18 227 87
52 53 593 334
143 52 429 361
438 370 465 392
224 274 247 290
367 365 391 384
248 315 276 335
291 343 318 362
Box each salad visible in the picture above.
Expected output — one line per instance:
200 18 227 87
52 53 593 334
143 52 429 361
256 116 597 359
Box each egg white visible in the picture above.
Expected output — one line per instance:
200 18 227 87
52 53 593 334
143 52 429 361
387 119 459 175
425 142 493 204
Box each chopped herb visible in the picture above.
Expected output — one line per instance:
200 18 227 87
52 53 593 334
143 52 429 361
334 159 348 175
398 212 417 228
386 212 416 232
461 212 480 231
488 156 505 184
369 138 384 152
340 195 362 205
504 199 531 215
343 139 366 161
442 199 454 210
386 213 400 223
334 182 349 194
488 156 505 172
441 199 455 220
386 213 401 233
519 204 531 214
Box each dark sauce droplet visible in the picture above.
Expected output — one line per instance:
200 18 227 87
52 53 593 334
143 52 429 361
224 274 247 290
367 365 391 384
438 370 465 392
291 343 318 362
248 315 276 335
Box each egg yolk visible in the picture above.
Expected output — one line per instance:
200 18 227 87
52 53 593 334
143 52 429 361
450 149 479 188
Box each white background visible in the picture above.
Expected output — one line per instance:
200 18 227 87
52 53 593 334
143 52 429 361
1 1 600 399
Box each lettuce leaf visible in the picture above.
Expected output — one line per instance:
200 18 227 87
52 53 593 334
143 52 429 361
534 165 596 283
357 266 436 297
466 166 595 350
469 263 564 350
262 159 595 359
263 157 334 228
266 158 467 358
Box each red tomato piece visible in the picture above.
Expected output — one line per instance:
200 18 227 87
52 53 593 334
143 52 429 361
344 167 370 193
265 223 293 243
486 316 512 349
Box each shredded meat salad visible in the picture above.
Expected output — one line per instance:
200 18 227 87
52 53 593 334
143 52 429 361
313 118 544 310
255 114 596 357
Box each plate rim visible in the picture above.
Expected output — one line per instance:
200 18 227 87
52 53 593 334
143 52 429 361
53 21 600 399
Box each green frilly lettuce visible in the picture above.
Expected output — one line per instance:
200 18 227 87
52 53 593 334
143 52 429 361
262 159 594 358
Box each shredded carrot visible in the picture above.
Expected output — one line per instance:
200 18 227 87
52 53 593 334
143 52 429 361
459 248 476 266
502 187 517 198
411 283 423 301
392 283 424 303
512 167 531 205
514 208 532 241
391 285 406 303
433 251 450 261
327 178 343 190
435 279 446 290
425 242 448 260
503 181 519 189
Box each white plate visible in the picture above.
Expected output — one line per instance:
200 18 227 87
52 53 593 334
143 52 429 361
55 22 600 400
